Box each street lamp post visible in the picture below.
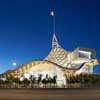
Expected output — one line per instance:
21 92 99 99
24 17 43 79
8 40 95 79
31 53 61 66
12 60 17 88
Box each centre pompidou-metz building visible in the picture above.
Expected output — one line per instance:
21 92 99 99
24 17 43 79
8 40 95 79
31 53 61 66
2 11 99 87
3 32 99 87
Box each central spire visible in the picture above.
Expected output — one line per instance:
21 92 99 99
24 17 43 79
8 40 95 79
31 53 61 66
50 11 61 48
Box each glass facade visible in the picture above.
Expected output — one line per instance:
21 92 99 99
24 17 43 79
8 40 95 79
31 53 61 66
76 47 96 59
79 51 91 59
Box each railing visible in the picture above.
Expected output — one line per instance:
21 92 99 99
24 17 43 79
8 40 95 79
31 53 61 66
0 83 99 88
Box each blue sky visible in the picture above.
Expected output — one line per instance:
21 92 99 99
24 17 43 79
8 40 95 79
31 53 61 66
0 0 99 73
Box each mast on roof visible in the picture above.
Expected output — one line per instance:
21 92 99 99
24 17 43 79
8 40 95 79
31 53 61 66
50 10 61 48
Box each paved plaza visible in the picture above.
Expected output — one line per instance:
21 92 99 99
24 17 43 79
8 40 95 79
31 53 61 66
0 88 100 100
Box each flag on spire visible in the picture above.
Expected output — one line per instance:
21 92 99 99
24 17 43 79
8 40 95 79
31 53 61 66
50 11 54 16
